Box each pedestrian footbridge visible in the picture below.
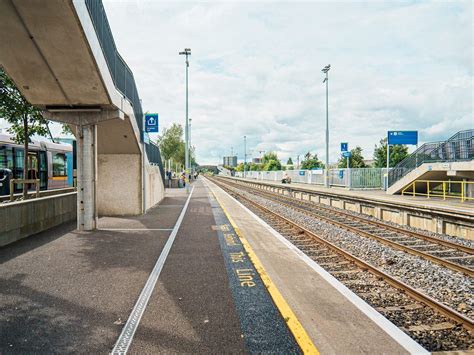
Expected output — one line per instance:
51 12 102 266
388 130 474 199
0 0 165 229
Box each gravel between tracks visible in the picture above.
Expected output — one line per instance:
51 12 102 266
230 184 474 319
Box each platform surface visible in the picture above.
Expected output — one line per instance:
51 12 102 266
204 177 427 354
0 181 300 353
231 177 474 214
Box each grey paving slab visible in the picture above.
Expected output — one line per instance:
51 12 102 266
127 182 246 354
0 195 184 354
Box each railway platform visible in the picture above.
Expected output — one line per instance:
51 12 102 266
232 177 474 213
229 176 474 240
0 178 427 353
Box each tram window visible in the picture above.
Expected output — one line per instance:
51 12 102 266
39 151 47 171
0 147 13 169
53 153 67 176
15 149 24 169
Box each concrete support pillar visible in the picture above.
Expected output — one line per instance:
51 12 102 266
402 211 409 226
77 124 97 231
435 217 444 234
375 206 382 220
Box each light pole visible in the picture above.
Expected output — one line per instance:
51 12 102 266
322 64 331 188
243 135 247 178
179 48 191 192
189 117 192 176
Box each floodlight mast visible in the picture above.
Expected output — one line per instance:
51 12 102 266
321 64 330 188
179 48 191 192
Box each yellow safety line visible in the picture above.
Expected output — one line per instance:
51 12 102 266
209 186 319 355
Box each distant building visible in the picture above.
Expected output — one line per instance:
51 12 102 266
223 155 238 167
252 157 261 164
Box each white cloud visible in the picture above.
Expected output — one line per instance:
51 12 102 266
100 0 472 164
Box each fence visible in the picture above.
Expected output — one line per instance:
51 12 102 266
85 0 165 185
236 168 388 189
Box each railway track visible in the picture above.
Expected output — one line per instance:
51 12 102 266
209 177 473 351
217 177 474 276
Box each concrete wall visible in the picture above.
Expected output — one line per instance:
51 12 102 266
388 161 474 194
0 193 76 247
145 164 165 211
98 154 141 215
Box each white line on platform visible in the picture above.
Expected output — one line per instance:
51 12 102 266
111 185 195 355
205 178 429 355
99 228 174 231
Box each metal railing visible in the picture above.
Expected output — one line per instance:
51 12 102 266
85 0 165 185
85 0 143 135
236 168 387 189
145 142 165 184
401 180 474 202
388 129 474 187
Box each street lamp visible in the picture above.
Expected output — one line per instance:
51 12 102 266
322 64 331 188
179 48 191 192
189 117 192 176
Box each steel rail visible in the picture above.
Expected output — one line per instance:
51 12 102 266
212 178 474 332
218 178 474 276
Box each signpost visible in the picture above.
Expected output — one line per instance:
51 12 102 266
342 151 352 188
388 131 418 145
145 113 159 133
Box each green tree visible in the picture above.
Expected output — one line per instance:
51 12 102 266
0 67 49 198
287 157 293 165
157 123 184 162
373 138 409 168
260 151 282 171
338 146 367 168
301 152 323 170
264 159 281 171
157 123 197 170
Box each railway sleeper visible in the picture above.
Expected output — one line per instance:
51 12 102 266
405 322 456 332
376 303 424 312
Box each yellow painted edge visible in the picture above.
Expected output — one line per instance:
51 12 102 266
209 185 319 355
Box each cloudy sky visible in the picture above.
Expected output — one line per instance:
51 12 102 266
2 0 472 165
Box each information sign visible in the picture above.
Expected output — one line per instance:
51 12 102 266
342 151 352 158
388 131 418 145
145 113 159 133
299 171 305 176
341 142 348 152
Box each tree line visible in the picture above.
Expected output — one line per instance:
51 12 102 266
229 141 408 172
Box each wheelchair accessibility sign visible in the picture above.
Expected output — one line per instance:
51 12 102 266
145 113 159 133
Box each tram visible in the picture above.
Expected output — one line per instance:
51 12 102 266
0 133 75 195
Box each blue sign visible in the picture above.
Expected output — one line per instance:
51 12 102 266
145 113 159 133
342 151 352 158
388 131 418 145
341 142 348 152
339 170 344 178
299 171 305 176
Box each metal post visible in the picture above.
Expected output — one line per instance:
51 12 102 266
347 154 350 189
386 143 390 190
322 64 331 188
243 135 247 178
179 48 191 193
141 99 146 212
185 57 189 192
325 71 329 187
